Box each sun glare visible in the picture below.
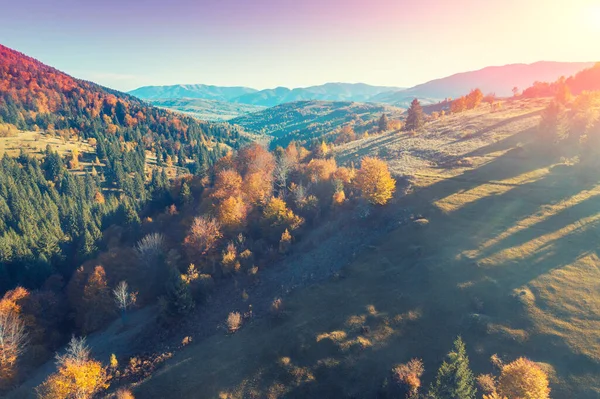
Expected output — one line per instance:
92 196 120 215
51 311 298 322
586 5 600 31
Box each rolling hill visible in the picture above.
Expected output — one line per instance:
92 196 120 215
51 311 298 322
148 98 265 121
229 100 404 147
374 61 595 106
128 98 600 399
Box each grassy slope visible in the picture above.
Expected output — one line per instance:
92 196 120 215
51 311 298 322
148 98 265 121
130 100 596 398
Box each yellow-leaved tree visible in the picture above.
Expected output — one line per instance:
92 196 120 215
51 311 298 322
497 357 550 399
36 336 109 399
354 157 396 205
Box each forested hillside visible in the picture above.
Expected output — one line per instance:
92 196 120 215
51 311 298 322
230 100 404 148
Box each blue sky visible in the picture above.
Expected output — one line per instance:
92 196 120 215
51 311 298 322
2 0 599 91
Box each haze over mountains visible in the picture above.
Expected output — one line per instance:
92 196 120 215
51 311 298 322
129 61 595 110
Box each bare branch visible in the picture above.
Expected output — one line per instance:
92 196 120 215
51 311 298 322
113 281 136 312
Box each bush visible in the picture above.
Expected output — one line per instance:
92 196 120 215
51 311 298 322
227 311 242 333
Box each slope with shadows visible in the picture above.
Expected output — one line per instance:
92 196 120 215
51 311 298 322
230 100 404 148
132 99 600 398
148 98 265 121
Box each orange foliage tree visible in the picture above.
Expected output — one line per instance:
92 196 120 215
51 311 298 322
354 157 396 205
306 158 337 183
183 216 223 263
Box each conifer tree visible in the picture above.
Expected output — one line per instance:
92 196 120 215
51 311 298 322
162 267 195 320
378 113 390 132
405 99 424 131
429 336 477 399
179 181 192 206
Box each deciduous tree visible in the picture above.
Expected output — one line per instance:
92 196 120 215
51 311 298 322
354 157 395 205
497 358 550 399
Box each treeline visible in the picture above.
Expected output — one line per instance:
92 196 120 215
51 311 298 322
0 44 245 172
522 63 600 99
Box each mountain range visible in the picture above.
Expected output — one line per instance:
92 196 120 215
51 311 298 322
129 61 595 109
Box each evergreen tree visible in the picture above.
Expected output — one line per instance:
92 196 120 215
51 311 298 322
179 182 192 206
405 99 425 131
429 337 477 399
162 267 195 319
539 101 569 142
378 113 390 132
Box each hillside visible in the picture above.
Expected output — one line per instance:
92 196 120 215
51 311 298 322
128 98 600 398
230 100 404 147
148 98 265 121
374 61 595 106
0 44 245 166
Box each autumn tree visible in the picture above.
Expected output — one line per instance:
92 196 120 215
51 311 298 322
466 88 483 109
429 337 477 399
36 336 109 399
262 197 303 242
211 169 243 202
0 309 28 390
497 358 550 399
405 99 424 131
306 158 337 183
336 124 356 144
451 96 467 113
183 216 223 264
217 195 248 230
387 358 425 399
235 143 275 178
354 157 396 205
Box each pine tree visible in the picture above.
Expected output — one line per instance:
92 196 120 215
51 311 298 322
162 267 195 320
405 99 424 131
539 101 569 142
429 337 477 399
179 182 192 206
378 113 390 132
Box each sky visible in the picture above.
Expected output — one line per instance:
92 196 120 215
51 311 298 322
1 0 600 92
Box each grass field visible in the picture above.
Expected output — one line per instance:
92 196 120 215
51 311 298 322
130 99 600 398
0 130 94 158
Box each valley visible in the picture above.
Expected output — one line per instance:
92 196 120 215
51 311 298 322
0 34 599 399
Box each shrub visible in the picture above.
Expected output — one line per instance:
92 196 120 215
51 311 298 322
227 311 242 333
116 388 135 399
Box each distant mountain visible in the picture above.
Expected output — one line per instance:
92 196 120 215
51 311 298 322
230 100 404 148
148 98 265 121
128 84 258 101
373 61 595 106
231 83 403 107
130 83 403 108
